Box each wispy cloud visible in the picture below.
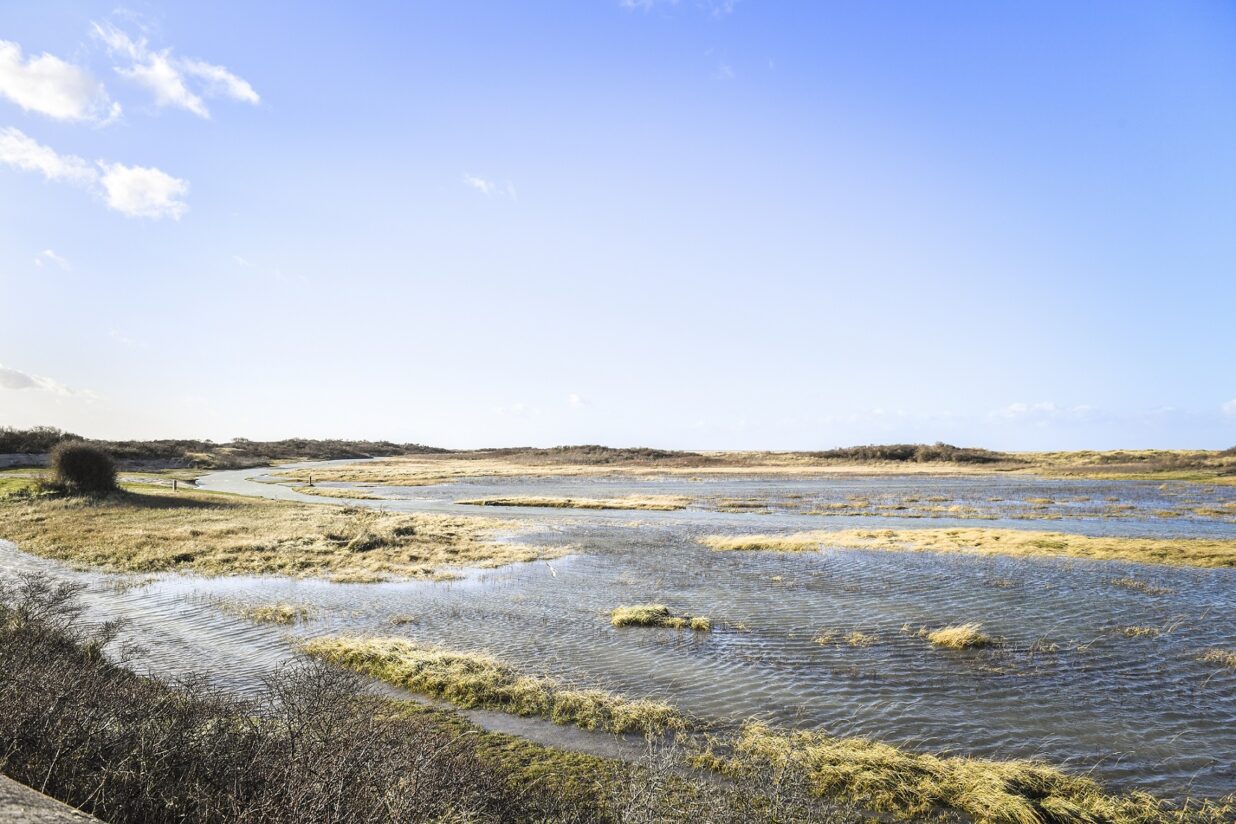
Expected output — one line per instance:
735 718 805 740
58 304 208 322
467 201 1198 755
1223 398 1236 418
0 40 120 123
0 126 95 185
0 126 189 219
494 401 539 417
620 0 737 15
568 393 587 408
713 63 736 81
93 21 259 119
463 173 518 201
0 363 72 395
463 173 497 196
619 0 678 10
34 249 71 270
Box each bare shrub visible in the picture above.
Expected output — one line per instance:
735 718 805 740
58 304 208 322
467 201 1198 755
48 440 116 494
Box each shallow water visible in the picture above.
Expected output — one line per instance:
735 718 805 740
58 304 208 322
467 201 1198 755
4 465 1235 800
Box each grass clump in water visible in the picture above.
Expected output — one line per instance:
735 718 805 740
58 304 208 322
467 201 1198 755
609 604 711 631
1122 626 1160 638
1199 649 1236 670
222 601 312 624
694 721 1235 824
926 623 993 649
302 636 684 735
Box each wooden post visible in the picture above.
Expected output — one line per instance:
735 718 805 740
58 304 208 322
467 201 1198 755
308 473 314 487
173 479 178 491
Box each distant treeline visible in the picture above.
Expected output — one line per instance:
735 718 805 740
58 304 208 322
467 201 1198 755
0 426 445 469
807 443 1015 464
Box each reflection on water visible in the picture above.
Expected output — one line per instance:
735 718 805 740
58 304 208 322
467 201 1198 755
3 467 1234 800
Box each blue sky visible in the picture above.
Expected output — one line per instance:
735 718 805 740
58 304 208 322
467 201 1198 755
2 0 1234 450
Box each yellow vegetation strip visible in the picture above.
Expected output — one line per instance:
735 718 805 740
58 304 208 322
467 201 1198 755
694 722 1233 824
0 486 558 582
700 527 1236 568
301 636 683 735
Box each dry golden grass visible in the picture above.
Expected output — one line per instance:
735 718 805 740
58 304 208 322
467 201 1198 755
0 486 559 582
1122 626 1160 638
1199 649 1236 670
272 452 1011 488
458 495 690 511
926 623 993 649
302 636 684 735
694 721 1234 824
700 527 1236 568
270 448 1236 489
292 485 384 500
1019 449 1236 484
609 604 711 630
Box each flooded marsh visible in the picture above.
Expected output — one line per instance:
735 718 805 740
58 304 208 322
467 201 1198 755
1 463 1234 807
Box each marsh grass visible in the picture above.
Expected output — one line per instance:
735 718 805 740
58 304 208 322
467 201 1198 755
926 623 993 650
1109 577 1175 596
700 527 1236 568
220 601 312 625
693 721 1234 824
293 485 384 500
0 485 561 582
458 495 690 511
1199 649 1236 670
610 604 711 631
302 636 685 735
1121 626 1160 638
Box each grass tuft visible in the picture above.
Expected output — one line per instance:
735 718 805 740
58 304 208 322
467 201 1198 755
1199 649 1236 670
221 601 312 624
609 604 711 631
926 623 993 649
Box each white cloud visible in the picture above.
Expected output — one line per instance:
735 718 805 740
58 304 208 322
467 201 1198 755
0 127 96 185
568 393 587 408
179 58 259 105
0 40 119 123
620 0 679 10
34 249 71 271
463 173 497 196
464 173 518 201
99 161 189 219
0 363 71 395
1223 398 1236 417
713 63 736 81
0 127 188 219
233 254 256 268
620 0 736 14
93 22 259 119
702 0 739 15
